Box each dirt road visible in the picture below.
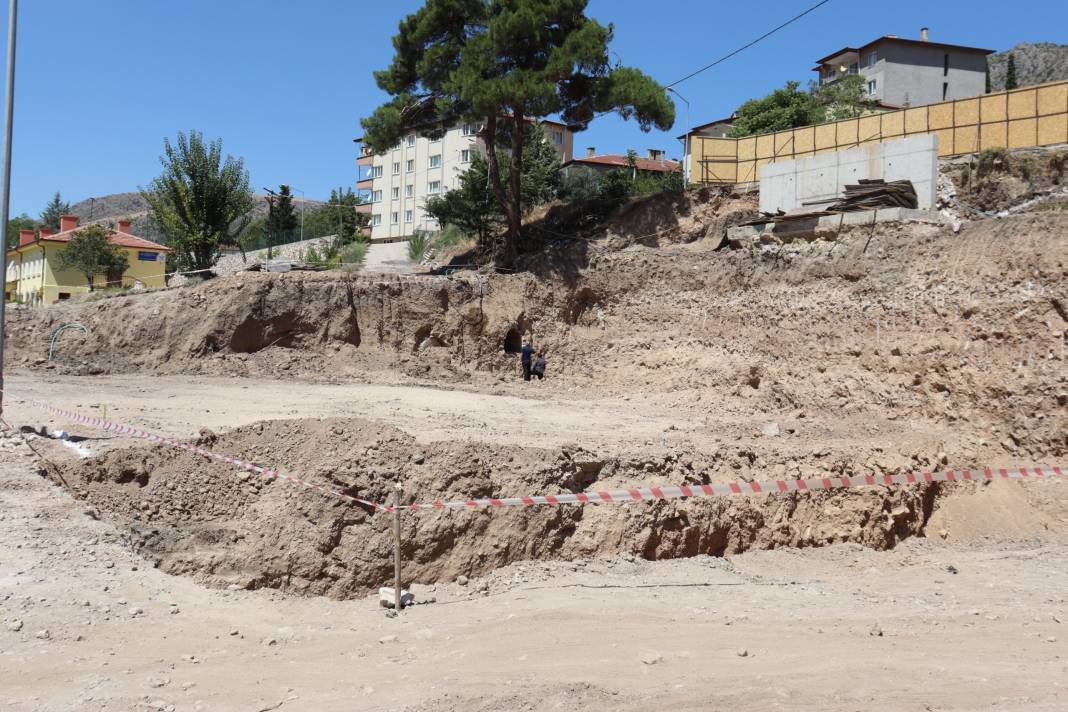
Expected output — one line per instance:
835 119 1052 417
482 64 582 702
1 371 751 453
3 449 1067 711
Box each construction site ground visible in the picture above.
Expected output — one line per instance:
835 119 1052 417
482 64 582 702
2 167 1068 710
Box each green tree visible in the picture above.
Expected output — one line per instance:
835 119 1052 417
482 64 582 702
264 184 299 257
424 124 562 251
1006 53 1018 90
361 0 674 264
424 153 502 248
55 224 129 291
39 191 71 232
6 213 36 249
728 81 821 137
141 130 255 274
813 74 877 121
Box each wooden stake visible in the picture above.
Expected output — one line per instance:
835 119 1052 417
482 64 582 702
392 481 402 612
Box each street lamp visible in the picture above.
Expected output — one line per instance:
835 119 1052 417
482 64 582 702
0 0 18 422
667 87 691 189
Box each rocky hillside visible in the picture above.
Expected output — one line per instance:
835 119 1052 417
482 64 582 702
988 42 1068 91
68 192 324 243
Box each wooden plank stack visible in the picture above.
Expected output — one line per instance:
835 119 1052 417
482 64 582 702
828 179 918 212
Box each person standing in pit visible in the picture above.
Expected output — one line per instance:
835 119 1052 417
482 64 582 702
532 351 547 381
520 339 535 381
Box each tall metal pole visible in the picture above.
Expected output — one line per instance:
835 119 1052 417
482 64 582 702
0 0 19 421
667 87 691 189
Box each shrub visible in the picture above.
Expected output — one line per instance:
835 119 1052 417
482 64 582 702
338 240 367 272
434 224 466 249
408 229 431 262
305 245 323 264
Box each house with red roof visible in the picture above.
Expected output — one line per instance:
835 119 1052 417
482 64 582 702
563 147 681 181
4 214 172 306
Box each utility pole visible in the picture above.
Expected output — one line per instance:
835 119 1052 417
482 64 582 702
0 0 19 421
667 87 691 189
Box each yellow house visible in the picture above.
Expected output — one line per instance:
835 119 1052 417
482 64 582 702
4 214 172 306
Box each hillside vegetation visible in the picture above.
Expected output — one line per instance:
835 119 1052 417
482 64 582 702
988 42 1068 91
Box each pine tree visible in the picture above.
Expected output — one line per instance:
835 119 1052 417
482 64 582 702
264 184 299 256
39 191 70 231
1006 53 1018 90
361 0 674 265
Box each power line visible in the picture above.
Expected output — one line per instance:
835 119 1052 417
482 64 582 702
666 0 831 88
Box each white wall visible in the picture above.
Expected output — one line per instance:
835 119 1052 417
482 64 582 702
758 134 939 214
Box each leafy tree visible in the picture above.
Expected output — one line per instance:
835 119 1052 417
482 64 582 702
813 74 877 121
361 0 675 264
264 184 299 257
728 81 821 137
55 224 129 291
39 192 70 232
142 130 255 274
1006 53 1018 90
6 213 36 249
985 64 991 94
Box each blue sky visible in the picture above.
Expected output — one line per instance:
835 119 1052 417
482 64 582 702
2 0 1065 215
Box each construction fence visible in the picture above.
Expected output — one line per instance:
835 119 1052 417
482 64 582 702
691 79 1068 185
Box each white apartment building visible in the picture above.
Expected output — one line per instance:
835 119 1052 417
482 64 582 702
355 118 574 242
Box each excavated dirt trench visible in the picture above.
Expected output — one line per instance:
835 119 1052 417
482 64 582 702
48 416 943 600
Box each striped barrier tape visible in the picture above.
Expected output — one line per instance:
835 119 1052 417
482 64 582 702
10 395 389 512
7 393 1065 515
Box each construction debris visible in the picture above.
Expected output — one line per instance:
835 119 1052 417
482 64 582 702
828 179 918 211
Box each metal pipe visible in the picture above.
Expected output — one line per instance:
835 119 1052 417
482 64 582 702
0 0 19 419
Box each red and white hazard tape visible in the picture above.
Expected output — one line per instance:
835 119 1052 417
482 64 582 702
8 393 1065 515
13 396 388 512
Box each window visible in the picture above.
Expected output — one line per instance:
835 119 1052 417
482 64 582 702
551 130 563 145
391 187 400 200
405 210 413 223
866 51 878 67
943 82 949 100
462 122 479 136
405 184 414 198
406 134 415 147
371 214 382 226
371 165 383 178
391 212 399 224
429 154 441 168
406 159 415 172
461 149 472 163
428 180 441 194
392 162 400 175
867 79 877 96
944 53 950 76
372 190 383 203
58 292 70 300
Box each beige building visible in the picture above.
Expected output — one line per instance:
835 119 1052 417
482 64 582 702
355 119 574 242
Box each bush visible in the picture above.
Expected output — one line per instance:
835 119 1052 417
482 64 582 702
338 240 367 272
559 169 603 202
408 229 431 262
305 245 323 264
434 224 467 249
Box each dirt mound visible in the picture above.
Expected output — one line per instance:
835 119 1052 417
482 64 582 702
50 416 944 599
944 147 1068 213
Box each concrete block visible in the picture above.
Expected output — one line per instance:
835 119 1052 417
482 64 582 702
758 135 939 213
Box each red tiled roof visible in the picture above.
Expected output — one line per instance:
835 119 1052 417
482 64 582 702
566 154 681 173
43 228 173 252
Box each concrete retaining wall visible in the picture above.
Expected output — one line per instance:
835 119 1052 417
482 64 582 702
758 135 938 214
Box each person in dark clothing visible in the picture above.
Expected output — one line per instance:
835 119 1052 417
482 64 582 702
532 352 547 380
520 341 535 381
